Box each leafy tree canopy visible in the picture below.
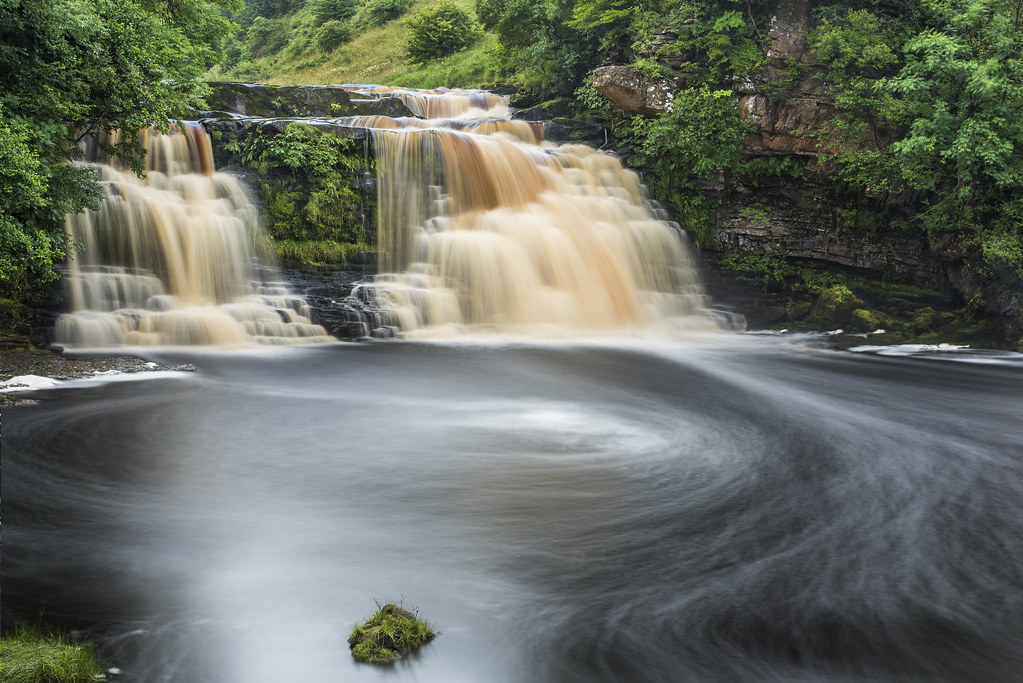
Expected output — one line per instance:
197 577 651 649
0 0 239 289
810 0 1023 268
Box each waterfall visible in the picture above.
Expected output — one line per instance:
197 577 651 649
339 86 717 338
55 86 726 345
55 124 332 348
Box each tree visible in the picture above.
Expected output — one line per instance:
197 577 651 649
475 0 598 95
0 0 239 293
404 1 482 63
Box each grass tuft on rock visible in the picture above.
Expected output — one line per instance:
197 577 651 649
0 626 106 683
348 603 435 663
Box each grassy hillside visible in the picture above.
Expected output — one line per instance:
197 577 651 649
208 0 502 88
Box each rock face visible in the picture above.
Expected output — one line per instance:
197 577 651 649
544 118 608 147
705 189 945 288
203 82 415 118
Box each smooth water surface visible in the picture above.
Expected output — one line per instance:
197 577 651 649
4 335 1023 682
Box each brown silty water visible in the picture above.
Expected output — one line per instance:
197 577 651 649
56 124 332 348
57 87 721 345
339 86 717 337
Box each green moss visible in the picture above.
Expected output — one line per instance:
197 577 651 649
850 308 880 332
348 604 435 663
214 122 376 255
265 238 375 266
0 627 106 683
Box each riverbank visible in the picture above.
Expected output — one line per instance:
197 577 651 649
0 346 195 406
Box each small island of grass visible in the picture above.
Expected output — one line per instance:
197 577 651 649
0 626 106 683
348 603 435 663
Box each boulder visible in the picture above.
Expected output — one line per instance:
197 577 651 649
592 66 677 115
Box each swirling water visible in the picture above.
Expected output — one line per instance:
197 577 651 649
4 334 1023 682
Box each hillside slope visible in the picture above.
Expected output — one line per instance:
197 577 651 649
208 0 502 88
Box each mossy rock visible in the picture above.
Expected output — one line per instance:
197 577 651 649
349 604 435 663
912 306 935 333
849 308 881 333
810 285 864 327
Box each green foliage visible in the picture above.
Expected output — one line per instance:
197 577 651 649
232 122 372 245
0 626 106 683
405 1 483 63
0 0 239 295
245 16 291 58
808 0 1023 287
568 0 638 52
738 205 769 223
574 75 617 119
632 87 749 176
348 603 435 663
718 250 790 288
233 0 304 28
317 19 353 51
265 238 376 265
625 86 751 244
736 155 808 185
362 0 414 26
632 2 766 86
811 9 900 72
309 0 359 26
476 0 598 95
222 34 246 70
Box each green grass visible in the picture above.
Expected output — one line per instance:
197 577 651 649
211 0 501 89
348 604 435 663
0 627 106 683
264 238 376 266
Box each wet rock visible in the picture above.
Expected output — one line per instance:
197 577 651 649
544 118 608 148
512 105 551 121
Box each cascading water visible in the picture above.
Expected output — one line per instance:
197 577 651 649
337 86 724 338
55 124 332 348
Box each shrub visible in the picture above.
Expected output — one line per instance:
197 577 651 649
363 0 413 26
404 1 482 63
317 20 353 51
309 0 358 26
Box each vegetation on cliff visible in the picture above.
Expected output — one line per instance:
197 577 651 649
211 121 377 264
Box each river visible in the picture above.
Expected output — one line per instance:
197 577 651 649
4 334 1023 682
